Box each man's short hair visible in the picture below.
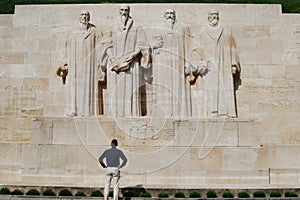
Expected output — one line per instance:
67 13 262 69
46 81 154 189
111 139 118 146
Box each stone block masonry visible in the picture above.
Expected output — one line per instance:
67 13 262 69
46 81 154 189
0 3 300 189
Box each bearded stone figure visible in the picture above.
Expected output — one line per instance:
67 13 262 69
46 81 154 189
60 11 103 117
105 5 152 117
190 9 241 118
149 9 193 118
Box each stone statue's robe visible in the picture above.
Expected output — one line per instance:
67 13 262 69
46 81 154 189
64 24 102 116
191 23 240 117
151 22 192 118
107 18 151 117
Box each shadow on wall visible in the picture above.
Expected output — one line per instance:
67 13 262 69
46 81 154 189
121 184 147 199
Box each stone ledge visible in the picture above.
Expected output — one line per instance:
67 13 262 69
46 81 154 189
31 116 256 122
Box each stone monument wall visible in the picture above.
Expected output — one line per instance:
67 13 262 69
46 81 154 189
0 3 300 189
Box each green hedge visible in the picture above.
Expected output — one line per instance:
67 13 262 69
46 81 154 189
270 191 281 197
0 188 10 195
75 191 86 196
42 189 56 196
58 188 72 196
222 191 234 198
11 189 24 195
253 190 266 198
174 191 185 198
1 187 300 198
90 190 103 197
285 191 298 197
25 189 40 196
140 191 152 197
189 191 201 198
158 191 169 198
206 190 217 198
238 191 250 198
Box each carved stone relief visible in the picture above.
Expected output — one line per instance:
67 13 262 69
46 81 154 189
58 6 241 118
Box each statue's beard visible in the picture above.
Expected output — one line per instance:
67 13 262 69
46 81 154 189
80 19 88 25
166 18 175 29
121 15 128 26
80 20 89 30
208 18 219 27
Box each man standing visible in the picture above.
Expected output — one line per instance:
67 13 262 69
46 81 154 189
190 9 241 117
150 9 193 118
99 139 128 200
60 11 102 117
107 5 151 117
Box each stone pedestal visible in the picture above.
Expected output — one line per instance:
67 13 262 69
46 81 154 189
5 117 262 187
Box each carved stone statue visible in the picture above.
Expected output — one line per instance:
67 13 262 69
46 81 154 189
60 10 102 117
106 5 152 117
150 9 193 118
190 9 241 117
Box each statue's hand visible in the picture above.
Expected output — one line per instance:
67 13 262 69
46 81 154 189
62 63 68 70
124 55 133 62
111 59 131 74
153 42 164 50
186 74 196 84
232 65 237 75
56 63 68 77
198 67 208 77
109 57 116 65
125 49 141 62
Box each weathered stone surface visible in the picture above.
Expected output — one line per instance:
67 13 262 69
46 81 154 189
0 3 300 189
0 27 25 39
0 52 24 64
270 169 300 185
0 14 13 27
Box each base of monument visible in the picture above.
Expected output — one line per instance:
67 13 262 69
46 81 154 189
0 116 298 188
